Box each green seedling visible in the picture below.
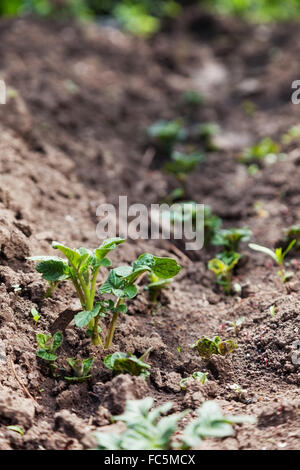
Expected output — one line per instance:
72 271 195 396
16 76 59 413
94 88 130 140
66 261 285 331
239 137 280 165
204 206 222 245
163 202 221 245
36 332 63 374
183 90 204 107
100 253 181 348
224 317 245 336
29 237 125 346
146 276 172 303
163 187 185 204
65 357 94 382
269 305 276 317
208 251 241 295
180 401 254 449
94 397 254 450
147 119 187 154
249 240 296 282
180 371 208 390
7 425 25 436
281 126 300 145
193 122 220 150
31 307 40 325
212 227 252 252
164 151 204 180
192 336 237 359
95 397 187 450
229 383 247 399
104 348 151 379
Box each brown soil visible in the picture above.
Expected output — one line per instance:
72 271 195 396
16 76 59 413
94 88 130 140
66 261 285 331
1 10 300 450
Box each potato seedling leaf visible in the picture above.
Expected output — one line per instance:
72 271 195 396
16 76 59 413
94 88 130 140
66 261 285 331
74 302 102 328
34 259 70 282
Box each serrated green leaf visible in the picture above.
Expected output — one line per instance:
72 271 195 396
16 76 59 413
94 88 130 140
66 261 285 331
37 349 57 361
95 237 126 260
52 242 82 267
74 302 102 328
35 259 70 282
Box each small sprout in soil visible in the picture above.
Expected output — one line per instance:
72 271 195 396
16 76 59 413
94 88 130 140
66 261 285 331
180 371 208 390
239 137 280 165
64 357 94 382
29 237 125 346
180 400 254 450
164 202 221 246
229 383 247 400
94 397 254 450
281 125 300 145
7 425 25 435
176 346 183 354
269 305 276 317
204 205 222 245
163 187 185 204
192 336 237 359
249 239 296 283
164 151 204 180
212 227 252 252
36 331 63 373
147 119 186 154
208 251 241 295
95 397 187 450
194 122 220 151
104 348 152 379
224 317 245 336
31 307 40 325
12 284 21 293
183 90 204 107
100 253 181 348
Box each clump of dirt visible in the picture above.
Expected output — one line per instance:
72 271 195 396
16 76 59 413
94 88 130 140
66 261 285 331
1 10 300 449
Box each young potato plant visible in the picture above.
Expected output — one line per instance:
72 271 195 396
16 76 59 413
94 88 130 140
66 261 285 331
36 331 63 373
29 237 125 346
180 400 254 449
239 137 280 166
94 397 254 450
225 317 245 336
163 202 221 246
249 240 296 282
104 348 151 379
164 151 204 181
183 90 204 107
192 336 237 359
100 253 181 348
31 307 40 325
208 251 241 295
212 227 252 252
65 357 94 382
147 119 187 154
180 371 208 390
193 122 220 151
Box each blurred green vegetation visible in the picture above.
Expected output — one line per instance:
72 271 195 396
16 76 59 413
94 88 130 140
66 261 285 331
0 1 299 36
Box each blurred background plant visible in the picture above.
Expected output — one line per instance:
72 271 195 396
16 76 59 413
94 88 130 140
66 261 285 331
1 1 300 35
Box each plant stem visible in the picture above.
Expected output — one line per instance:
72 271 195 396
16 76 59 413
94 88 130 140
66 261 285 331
105 298 121 349
91 313 103 347
71 277 85 307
